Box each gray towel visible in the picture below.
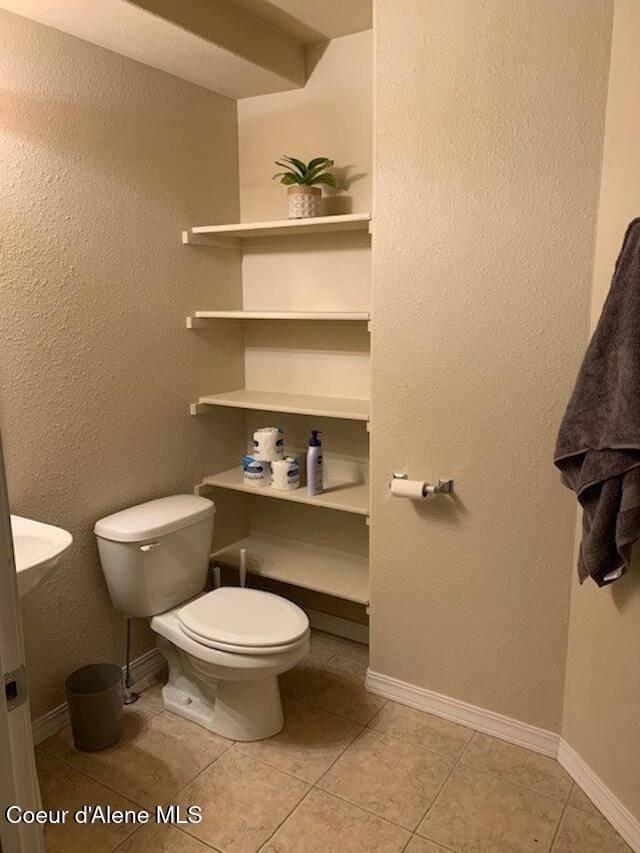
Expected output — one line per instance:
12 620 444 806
555 218 640 586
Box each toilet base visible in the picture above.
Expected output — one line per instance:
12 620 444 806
162 675 283 741
155 634 288 741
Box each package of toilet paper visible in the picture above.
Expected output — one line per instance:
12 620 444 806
252 427 284 462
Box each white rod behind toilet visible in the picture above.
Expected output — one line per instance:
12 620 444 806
239 548 247 588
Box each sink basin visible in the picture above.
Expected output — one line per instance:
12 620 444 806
10 515 73 597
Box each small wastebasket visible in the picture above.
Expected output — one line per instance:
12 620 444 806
65 663 123 752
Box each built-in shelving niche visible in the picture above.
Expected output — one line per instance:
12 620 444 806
185 214 371 614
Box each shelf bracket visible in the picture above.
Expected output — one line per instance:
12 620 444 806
182 230 242 251
190 402 214 416
186 316 209 329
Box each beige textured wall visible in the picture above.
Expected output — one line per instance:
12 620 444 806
371 0 612 732
0 10 245 719
561 0 640 819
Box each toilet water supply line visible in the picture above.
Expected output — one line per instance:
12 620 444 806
210 547 247 589
123 618 139 705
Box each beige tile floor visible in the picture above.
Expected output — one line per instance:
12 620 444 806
37 631 632 853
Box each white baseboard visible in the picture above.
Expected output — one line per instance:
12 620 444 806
365 669 559 757
306 609 369 645
128 648 165 693
558 739 640 852
32 648 165 746
32 701 69 747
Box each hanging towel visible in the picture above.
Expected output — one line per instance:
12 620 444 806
555 218 640 586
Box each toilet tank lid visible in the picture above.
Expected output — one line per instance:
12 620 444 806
94 495 215 543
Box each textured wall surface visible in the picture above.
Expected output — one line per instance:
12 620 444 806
0 10 245 719
562 0 640 820
371 0 612 732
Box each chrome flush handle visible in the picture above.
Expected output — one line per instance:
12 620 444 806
139 542 160 552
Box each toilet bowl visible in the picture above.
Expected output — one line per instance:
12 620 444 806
152 586 309 740
94 495 310 741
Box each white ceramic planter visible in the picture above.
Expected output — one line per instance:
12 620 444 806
287 185 322 219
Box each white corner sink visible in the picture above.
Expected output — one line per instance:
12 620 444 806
10 515 73 597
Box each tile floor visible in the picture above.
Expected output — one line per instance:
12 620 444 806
37 631 632 852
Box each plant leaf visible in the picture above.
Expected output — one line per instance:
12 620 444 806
278 173 300 185
274 161 299 175
306 160 334 183
307 157 332 171
282 155 308 177
309 172 341 189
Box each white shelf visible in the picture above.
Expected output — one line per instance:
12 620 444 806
191 389 369 421
200 467 369 516
212 533 369 605
185 213 371 246
188 310 369 324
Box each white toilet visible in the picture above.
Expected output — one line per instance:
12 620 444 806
94 494 310 741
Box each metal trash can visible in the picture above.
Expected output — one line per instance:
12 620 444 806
65 663 123 752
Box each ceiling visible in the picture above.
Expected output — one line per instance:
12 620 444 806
0 0 372 99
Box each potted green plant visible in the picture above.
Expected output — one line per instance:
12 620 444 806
273 156 340 219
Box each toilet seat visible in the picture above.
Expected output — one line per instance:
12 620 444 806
177 587 309 656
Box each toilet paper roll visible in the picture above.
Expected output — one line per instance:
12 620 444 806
271 457 300 491
243 455 271 488
252 427 284 462
390 478 429 500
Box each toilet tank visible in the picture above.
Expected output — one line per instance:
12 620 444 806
94 495 215 618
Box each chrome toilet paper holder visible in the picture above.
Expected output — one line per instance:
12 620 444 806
392 473 454 497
